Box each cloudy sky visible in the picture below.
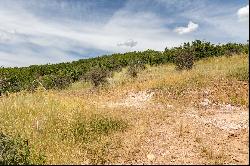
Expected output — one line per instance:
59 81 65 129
0 0 249 67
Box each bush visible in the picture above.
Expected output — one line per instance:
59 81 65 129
87 67 110 87
53 74 72 89
0 132 32 165
127 62 146 78
40 73 72 90
223 43 242 57
174 46 194 70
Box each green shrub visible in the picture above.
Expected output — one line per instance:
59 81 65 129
0 132 32 165
223 43 242 57
39 75 51 90
53 74 72 89
174 46 194 70
127 62 146 78
0 132 46 165
87 67 110 87
40 73 72 90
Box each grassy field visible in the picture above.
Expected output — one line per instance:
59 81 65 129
0 54 249 164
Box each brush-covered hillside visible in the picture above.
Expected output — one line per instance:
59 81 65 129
0 41 249 164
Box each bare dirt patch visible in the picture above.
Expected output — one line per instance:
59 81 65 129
99 90 163 110
186 101 249 133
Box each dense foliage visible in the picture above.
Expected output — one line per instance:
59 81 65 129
0 40 248 94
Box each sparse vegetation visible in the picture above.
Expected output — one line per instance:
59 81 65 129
200 146 226 164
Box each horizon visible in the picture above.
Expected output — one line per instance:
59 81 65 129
0 0 249 67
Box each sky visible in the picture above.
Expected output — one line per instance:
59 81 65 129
0 0 249 67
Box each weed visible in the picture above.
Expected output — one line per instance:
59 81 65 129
195 137 202 143
200 146 226 164
179 120 184 138
201 146 213 159
86 143 110 164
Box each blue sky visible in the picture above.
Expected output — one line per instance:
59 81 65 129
0 0 249 67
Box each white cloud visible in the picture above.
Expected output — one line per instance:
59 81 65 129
174 21 199 35
117 39 137 47
237 5 249 22
178 2 249 42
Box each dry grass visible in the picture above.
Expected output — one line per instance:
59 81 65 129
0 90 129 164
0 54 249 164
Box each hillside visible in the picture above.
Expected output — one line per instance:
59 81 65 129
0 52 249 164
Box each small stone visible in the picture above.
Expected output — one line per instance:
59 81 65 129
167 104 174 108
147 154 155 161
224 104 234 111
204 90 209 95
203 98 210 103
200 98 211 107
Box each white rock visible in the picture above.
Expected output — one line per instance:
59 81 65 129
203 98 210 103
147 154 155 161
204 90 209 95
167 104 174 108
200 99 211 107
224 104 234 111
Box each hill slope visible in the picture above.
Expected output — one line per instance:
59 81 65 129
0 53 249 164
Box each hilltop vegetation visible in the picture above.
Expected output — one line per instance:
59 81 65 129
0 40 248 95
